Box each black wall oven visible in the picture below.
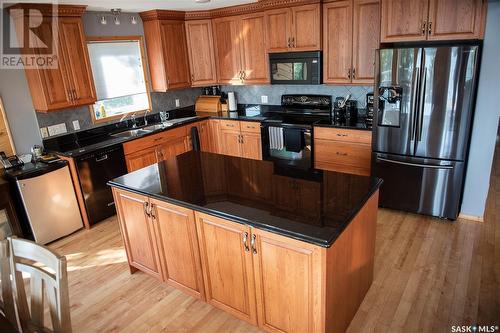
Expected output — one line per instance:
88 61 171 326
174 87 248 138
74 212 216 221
269 51 322 85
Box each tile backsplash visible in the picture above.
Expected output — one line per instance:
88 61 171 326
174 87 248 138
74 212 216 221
36 88 203 135
220 85 374 107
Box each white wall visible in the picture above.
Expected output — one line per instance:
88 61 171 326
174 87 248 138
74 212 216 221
461 0 500 218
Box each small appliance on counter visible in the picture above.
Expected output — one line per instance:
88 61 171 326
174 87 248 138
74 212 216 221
365 93 374 128
195 95 222 113
4 160 83 244
332 95 358 126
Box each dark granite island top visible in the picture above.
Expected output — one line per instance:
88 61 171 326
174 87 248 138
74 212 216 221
108 151 382 247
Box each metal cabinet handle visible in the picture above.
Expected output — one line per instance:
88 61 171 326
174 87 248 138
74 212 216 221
347 68 351 79
95 154 108 162
72 89 77 101
287 37 291 48
422 21 427 35
291 37 295 48
242 232 249 252
143 202 151 218
428 21 432 35
352 68 356 79
68 90 73 101
336 152 348 156
240 134 244 144
251 234 257 254
336 133 348 137
150 203 156 220
376 157 454 169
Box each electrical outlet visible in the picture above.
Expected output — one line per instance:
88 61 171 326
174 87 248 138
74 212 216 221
40 127 48 138
72 120 80 131
47 123 67 136
261 95 269 104
175 99 180 107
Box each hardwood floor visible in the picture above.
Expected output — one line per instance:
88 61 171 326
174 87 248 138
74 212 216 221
51 146 500 332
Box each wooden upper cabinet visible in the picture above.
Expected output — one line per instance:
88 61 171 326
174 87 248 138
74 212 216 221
265 4 321 53
239 13 269 84
113 190 163 280
185 20 218 86
140 12 191 91
264 8 291 53
59 17 96 105
323 1 353 84
352 0 380 84
427 0 487 40
9 5 95 112
291 4 322 51
212 16 242 84
150 199 205 299
380 0 428 42
195 212 257 324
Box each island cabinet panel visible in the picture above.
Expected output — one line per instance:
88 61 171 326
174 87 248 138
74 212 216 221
251 229 326 333
150 199 205 299
185 20 218 86
112 190 163 280
195 212 258 325
380 0 429 42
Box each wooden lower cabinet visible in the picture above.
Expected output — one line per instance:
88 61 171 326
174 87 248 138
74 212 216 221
113 187 379 333
195 212 258 324
241 132 262 160
150 199 205 299
125 147 158 172
112 190 163 280
218 120 262 160
220 129 242 157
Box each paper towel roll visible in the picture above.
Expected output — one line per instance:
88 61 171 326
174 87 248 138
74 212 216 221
228 92 237 111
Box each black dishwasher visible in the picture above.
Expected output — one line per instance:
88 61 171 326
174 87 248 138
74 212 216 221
75 145 127 225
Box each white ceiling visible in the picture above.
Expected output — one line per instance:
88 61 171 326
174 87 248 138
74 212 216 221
13 0 258 12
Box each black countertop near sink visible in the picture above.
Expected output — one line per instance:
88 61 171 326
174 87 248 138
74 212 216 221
108 151 382 247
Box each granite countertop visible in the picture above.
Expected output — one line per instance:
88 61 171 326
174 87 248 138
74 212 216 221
108 151 382 247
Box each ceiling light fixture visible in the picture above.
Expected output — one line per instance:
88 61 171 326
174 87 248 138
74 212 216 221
111 8 121 25
195 0 211 3
99 15 107 25
131 16 137 25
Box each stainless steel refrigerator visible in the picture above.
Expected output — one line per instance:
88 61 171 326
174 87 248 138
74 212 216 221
372 45 480 219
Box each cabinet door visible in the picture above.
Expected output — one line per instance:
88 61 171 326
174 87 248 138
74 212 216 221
185 20 218 86
241 132 262 160
265 8 291 53
213 17 242 84
323 1 353 84
160 20 191 89
220 130 242 157
380 0 429 42
157 136 189 162
150 199 205 299
125 147 158 172
239 13 269 84
208 119 221 154
352 0 380 84
427 0 486 40
113 190 162 280
195 212 257 324
198 121 211 152
291 4 322 51
59 17 96 106
20 19 73 111
252 228 324 333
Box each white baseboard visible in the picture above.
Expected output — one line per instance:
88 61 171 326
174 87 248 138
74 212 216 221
458 213 484 222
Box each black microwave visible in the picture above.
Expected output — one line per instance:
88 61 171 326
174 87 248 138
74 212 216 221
269 51 322 85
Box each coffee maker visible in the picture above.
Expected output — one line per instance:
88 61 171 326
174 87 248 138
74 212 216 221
333 96 358 126
365 93 374 128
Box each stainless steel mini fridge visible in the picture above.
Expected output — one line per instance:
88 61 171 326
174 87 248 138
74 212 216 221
372 45 480 219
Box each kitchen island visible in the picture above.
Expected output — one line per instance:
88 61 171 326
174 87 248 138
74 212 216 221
108 151 382 333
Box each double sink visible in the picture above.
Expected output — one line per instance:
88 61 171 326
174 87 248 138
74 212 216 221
111 116 199 139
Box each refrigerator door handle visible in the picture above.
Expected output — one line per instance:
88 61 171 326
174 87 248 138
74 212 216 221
416 70 427 142
411 67 421 141
376 157 454 169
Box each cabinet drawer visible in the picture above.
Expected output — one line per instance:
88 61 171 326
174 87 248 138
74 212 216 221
220 120 241 131
314 139 371 174
123 126 188 155
314 127 372 144
240 121 261 133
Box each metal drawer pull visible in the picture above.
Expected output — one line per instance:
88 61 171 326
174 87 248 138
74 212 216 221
376 157 453 169
336 133 348 137
242 232 249 252
143 202 151 218
336 152 348 156
251 234 257 254
95 154 108 162
150 203 156 220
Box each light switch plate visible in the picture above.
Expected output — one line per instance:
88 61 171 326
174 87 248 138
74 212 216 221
72 120 80 131
175 99 180 107
261 95 268 104
40 127 48 138
47 123 67 136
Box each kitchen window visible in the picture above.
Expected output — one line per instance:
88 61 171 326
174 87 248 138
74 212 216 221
87 36 151 123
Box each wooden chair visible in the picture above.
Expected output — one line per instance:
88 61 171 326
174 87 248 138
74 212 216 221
0 239 18 329
7 237 72 333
